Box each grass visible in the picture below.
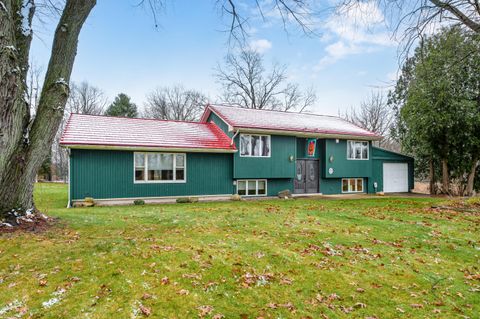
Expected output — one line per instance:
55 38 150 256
1 183 479 318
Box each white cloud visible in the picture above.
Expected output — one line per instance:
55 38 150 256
248 39 272 53
314 1 396 71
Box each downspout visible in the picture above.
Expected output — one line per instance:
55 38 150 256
67 148 71 208
230 129 239 195
230 129 239 146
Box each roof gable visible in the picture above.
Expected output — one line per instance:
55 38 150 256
201 104 381 140
60 114 236 152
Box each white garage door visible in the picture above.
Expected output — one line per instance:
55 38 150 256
383 163 409 193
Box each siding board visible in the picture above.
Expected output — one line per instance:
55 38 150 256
70 149 234 200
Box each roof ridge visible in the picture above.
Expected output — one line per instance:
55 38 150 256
209 103 344 119
70 113 208 125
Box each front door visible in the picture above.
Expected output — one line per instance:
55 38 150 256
294 159 319 194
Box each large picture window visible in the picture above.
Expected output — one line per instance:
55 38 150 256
237 180 267 196
134 152 186 183
347 141 369 160
240 134 270 157
342 178 364 193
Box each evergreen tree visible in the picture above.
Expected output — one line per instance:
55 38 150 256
105 93 138 118
391 26 480 195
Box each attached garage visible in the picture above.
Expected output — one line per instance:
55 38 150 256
371 147 414 194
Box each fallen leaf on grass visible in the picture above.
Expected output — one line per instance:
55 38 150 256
177 289 189 295
212 314 224 319
411 304 424 309
161 276 170 285
141 293 152 300
39 280 47 287
197 305 213 317
139 304 151 316
354 302 366 309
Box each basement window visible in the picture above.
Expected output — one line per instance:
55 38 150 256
134 152 186 183
342 178 364 193
237 180 267 196
240 134 270 157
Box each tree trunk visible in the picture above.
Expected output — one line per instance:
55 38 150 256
441 158 450 195
429 158 436 195
0 0 96 221
465 158 479 196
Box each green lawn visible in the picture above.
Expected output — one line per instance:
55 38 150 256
1 183 479 318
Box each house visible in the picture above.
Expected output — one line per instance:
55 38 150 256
60 104 414 206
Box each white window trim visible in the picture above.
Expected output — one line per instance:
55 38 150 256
236 179 268 196
134 152 187 184
341 178 364 193
347 140 369 161
239 134 271 158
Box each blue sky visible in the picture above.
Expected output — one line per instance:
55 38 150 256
30 1 399 115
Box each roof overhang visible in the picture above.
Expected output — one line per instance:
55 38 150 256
61 144 237 153
232 127 382 141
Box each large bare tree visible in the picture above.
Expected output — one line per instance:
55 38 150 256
144 86 207 121
67 81 108 115
340 91 396 149
0 0 318 222
215 49 316 112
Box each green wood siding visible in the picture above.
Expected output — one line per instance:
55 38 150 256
207 113 233 138
323 139 372 178
233 135 296 179
70 149 234 200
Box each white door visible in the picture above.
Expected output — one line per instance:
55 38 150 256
383 163 409 193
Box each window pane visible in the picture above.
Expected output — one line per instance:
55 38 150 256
176 154 185 168
347 142 354 159
248 181 257 195
357 179 363 192
176 169 184 181
147 153 174 180
349 179 356 192
355 142 361 159
258 180 266 195
237 181 246 195
261 136 270 157
240 135 251 156
135 153 145 167
251 136 261 156
342 179 348 192
135 169 145 181
362 142 368 159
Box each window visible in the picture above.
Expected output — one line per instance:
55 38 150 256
240 134 270 157
342 178 364 193
347 141 369 160
236 180 267 196
134 152 186 183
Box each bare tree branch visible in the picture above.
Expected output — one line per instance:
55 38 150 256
215 48 315 112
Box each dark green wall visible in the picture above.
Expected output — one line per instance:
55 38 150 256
233 135 296 179
207 113 233 138
207 113 297 179
70 149 234 200
323 139 373 179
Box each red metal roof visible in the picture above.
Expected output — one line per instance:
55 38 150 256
60 114 236 152
201 104 381 139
